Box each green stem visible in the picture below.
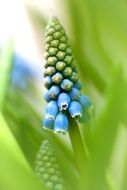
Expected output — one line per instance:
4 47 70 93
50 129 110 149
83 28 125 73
68 117 88 179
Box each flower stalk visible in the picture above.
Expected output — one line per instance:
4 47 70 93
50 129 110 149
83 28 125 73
68 116 88 178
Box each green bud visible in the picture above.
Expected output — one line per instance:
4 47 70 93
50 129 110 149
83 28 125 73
53 31 62 39
54 183 64 190
73 67 78 72
45 44 50 51
71 60 77 69
46 182 54 189
46 35 53 43
44 52 50 59
44 61 49 68
51 40 59 47
46 27 55 36
58 43 67 51
56 61 66 71
45 162 52 168
60 36 67 43
63 67 72 77
45 66 56 76
66 47 72 55
70 72 79 83
54 24 62 31
42 173 49 180
64 55 73 65
47 57 58 66
52 72 63 84
49 47 58 56
48 20 58 27
57 51 66 60
60 28 65 35
50 175 59 183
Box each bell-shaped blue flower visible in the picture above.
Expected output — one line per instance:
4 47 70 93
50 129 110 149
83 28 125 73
57 93 71 110
69 87 80 100
43 89 51 102
54 113 68 133
45 100 58 119
79 95 91 108
43 116 54 129
48 85 60 99
68 101 83 118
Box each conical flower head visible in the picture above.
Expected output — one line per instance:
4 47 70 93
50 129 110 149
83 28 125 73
42 17 92 133
35 140 65 190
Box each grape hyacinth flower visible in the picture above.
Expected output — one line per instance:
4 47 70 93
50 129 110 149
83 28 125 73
42 17 92 133
35 140 65 190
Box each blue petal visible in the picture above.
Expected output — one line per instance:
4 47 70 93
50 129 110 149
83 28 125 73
79 95 91 108
74 81 82 90
57 93 71 110
43 89 51 102
43 116 54 129
48 85 60 99
69 87 80 100
54 113 68 133
44 76 52 89
68 101 83 118
45 100 58 119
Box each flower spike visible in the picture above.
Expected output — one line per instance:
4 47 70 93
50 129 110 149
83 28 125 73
42 17 92 133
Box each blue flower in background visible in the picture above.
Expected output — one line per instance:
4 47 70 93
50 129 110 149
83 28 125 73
11 54 36 90
42 17 92 133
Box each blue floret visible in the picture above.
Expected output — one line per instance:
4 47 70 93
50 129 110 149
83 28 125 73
54 113 68 133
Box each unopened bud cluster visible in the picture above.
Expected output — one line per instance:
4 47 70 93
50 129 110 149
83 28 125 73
43 17 91 133
35 140 65 190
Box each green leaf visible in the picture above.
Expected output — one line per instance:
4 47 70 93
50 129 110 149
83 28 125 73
0 40 13 110
3 90 43 168
84 66 126 190
121 152 127 190
0 113 47 190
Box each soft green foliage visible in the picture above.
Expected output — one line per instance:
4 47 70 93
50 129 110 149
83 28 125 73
1 1 127 190
0 39 13 109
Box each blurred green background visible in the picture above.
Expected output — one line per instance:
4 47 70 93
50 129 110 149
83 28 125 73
0 0 127 190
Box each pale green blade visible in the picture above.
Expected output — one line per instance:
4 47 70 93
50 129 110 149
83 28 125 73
0 40 13 110
0 113 47 190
